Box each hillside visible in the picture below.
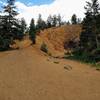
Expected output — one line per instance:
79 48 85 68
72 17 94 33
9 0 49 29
36 25 82 56
0 25 100 100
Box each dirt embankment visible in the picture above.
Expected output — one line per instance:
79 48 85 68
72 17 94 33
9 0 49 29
38 25 81 56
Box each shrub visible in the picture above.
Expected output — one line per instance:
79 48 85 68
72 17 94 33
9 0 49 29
64 49 97 64
0 36 11 51
90 48 100 62
48 52 52 56
40 42 48 53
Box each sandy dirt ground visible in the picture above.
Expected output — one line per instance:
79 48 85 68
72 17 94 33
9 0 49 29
0 46 100 100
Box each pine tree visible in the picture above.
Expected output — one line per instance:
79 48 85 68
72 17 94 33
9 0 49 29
77 18 82 24
47 14 62 28
96 14 100 47
36 14 47 32
80 0 100 61
47 15 52 28
66 21 70 25
29 18 36 44
71 14 77 24
3 0 18 35
52 15 57 27
18 18 27 39
57 14 62 26
0 0 19 50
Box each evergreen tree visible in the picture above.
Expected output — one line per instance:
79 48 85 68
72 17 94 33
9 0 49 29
71 14 77 24
29 18 36 44
47 14 62 28
77 18 82 24
66 21 70 25
0 0 19 50
57 14 62 26
36 14 42 31
47 15 52 28
41 20 47 30
19 18 27 39
80 0 100 61
36 14 47 32
21 18 27 34
3 0 18 35
96 14 100 47
52 15 57 27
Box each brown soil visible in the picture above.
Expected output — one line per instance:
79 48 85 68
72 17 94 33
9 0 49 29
0 44 100 100
39 25 82 56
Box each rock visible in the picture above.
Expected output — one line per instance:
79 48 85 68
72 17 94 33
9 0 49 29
64 65 72 71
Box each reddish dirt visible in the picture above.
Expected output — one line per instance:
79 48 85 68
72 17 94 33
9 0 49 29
0 45 100 100
39 25 82 55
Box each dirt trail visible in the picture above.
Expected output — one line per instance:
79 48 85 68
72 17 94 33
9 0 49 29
0 46 100 100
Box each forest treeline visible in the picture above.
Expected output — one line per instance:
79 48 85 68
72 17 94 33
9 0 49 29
65 0 100 63
0 0 80 50
78 0 100 63
0 0 100 63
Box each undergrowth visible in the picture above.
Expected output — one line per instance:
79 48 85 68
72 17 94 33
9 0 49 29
64 51 100 68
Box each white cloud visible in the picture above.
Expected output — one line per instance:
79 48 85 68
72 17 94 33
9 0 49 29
15 0 86 25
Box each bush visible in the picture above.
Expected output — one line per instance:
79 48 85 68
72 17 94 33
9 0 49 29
90 48 100 62
40 42 48 53
64 49 97 64
0 36 11 51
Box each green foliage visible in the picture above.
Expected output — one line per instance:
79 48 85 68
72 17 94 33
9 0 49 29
0 36 12 51
91 48 100 62
47 15 58 28
0 0 19 50
36 14 63 31
71 14 77 24
79 0 100 63
3 0 18 34
52 15 58 27
66 21 70 25
47 15 52 28
36 14 47 32
19 18 27 39
57 14 62 26
29 18 36 44
40 42 48 53
53 61 59 64
65 50 96 64
65 46 100 65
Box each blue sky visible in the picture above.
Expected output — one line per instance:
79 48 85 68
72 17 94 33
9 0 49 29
17 0 54 5
0 0 54 10
0 0 54 6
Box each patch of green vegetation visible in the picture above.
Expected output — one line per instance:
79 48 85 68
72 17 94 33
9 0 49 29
95 63 100 70
53 61 59 64
40 42 48 53
64 51 100 68
48 52 52 56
